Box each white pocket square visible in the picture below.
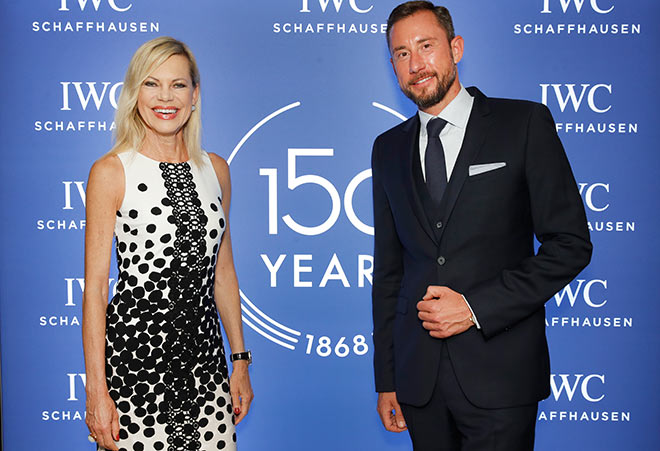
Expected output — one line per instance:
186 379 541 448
469 162 506 176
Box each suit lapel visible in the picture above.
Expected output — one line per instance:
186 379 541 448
436 87 492 242
394 88 492 245
399 115 439 245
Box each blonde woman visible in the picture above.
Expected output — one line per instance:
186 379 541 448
82 37 253 451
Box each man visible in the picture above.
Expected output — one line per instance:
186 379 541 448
371 2 592 450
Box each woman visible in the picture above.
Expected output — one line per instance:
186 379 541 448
82 37 253 451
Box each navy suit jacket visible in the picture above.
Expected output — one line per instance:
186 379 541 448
371 87 592 408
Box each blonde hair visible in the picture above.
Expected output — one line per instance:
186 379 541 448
108 36 203 166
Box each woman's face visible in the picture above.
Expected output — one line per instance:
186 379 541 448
137 54 199 139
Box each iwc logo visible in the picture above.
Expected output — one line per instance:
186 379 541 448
34 81 122 133
576 182 636 233
36 181 87 231
540 83 638 135
32 0 159 34
41 373 87 421
513 1 641 37
272 0 385 36
39 277 117 327
538 372 631 422
547 278 633 329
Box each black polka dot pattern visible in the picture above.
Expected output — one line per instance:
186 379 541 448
106 153 233 451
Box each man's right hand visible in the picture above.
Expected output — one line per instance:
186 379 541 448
377 391 407 432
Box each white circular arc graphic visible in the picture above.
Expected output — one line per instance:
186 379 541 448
228 102 301 165
228 102 303 350
372 102 407 121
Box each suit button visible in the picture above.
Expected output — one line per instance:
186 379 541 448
437 256 446 265
435 221 443 229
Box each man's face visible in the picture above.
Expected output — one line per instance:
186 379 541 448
389 10 463 111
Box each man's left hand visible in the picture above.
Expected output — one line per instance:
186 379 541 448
417 286 473 338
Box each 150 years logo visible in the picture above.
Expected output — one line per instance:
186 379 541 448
228 99 404 358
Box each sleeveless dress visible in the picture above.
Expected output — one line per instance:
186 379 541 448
103 151 236 451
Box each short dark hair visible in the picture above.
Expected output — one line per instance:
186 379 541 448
386 1 456 51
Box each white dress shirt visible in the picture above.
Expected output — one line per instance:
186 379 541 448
417 85 481 329
418 84 474 182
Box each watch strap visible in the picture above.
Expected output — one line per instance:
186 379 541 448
230 350 252 364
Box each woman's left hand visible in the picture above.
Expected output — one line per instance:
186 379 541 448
229 361 253 425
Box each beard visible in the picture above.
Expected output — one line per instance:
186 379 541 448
401 63 457 110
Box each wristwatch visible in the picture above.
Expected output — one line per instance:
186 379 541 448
229 350 252 365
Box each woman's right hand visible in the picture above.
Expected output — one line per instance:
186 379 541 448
86 391 120 450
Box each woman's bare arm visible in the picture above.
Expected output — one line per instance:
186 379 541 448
82 154 124 450
208 152 253 425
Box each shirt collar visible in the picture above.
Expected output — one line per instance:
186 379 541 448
418 84 473 135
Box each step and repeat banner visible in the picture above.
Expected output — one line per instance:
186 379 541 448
1 1 659 450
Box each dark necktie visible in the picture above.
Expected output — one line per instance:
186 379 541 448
425 117 448 205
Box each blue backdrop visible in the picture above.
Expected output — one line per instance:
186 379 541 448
1 1 659 450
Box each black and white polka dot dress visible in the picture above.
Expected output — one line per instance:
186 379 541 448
103 151 236 451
